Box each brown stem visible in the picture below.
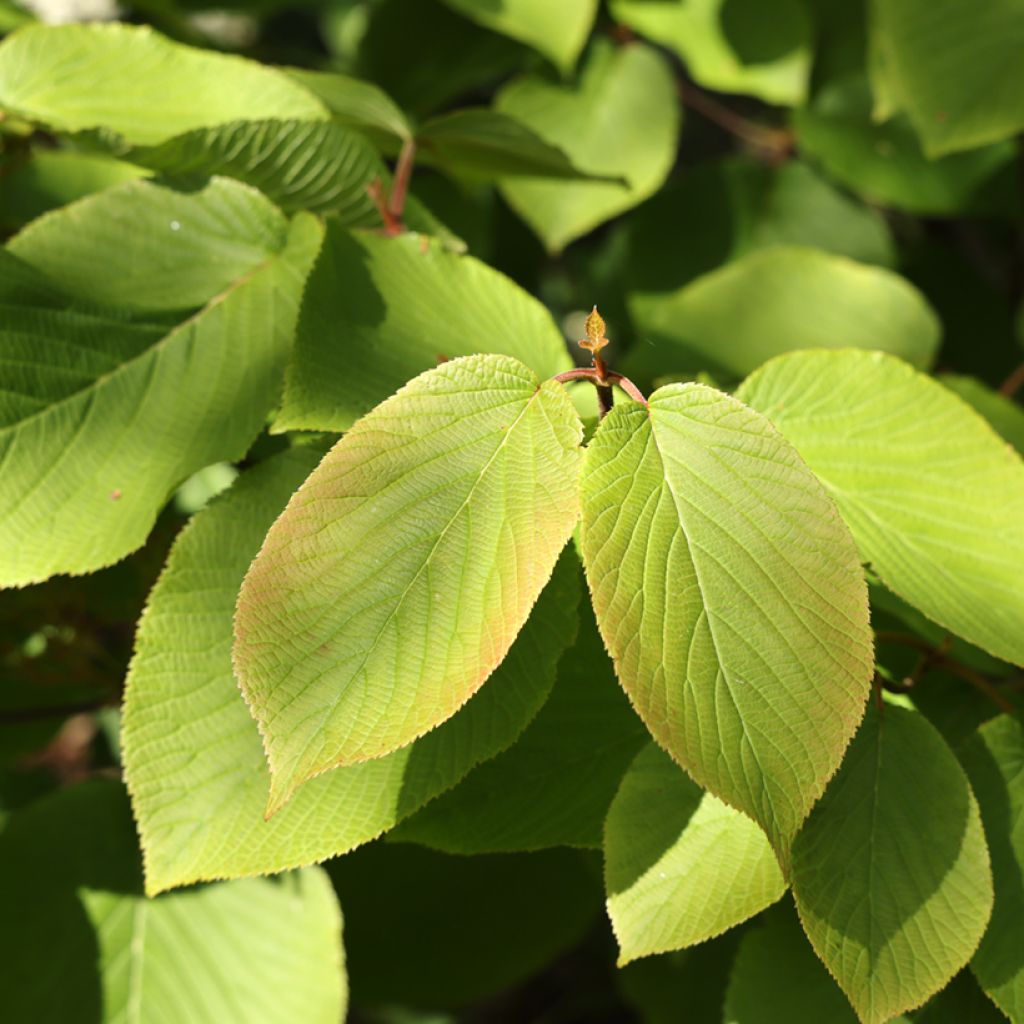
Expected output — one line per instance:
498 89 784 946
678 82 793 162
552 368 648 408
1000 360 1024 398
388 138 416 221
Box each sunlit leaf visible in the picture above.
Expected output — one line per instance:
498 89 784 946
580 383 873 850
605 743 785 963
791 705 993 1024
739 349 1024 667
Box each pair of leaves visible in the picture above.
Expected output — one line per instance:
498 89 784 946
233 353 874 864
0 177 321 587
0 781 345 1023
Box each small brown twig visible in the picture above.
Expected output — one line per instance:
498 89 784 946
366 138 417 237
999 360 1024 398
678 82 793 163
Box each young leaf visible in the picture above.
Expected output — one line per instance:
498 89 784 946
274 224 574 432
738 350 1024 667
624 246 939 384
94 119 384 221
391 600 647 853
124 448 580 893
0 192 322 587
791 705 993 1023
236 355 583 812
416 108 608 179
605 743 785 964
0 782 345 1024
0 22 325 144
871 0 1024 155
496 40 679 253
610 0 812 105
960 715 1024 1021
580 384 873 850
8 176 290 312
439 0 597 74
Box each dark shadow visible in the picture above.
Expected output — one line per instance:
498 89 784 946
720 0 805 65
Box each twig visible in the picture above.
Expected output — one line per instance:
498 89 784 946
552 367 647 406
1000 360 1024 398
678 82 793 162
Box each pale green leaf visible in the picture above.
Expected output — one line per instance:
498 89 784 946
738 350 1024 667
496 40 678 253
0 187 322 587
605 743 785 964
795 75 1018 216
391 601 647 852
97 119 384 221
624 246 940 384
941 374 1024 454
870 0 1024 155
283 66 413 148
611 0 811 105
416 108 609 179
275 223 574 432
440 0 597 73
0 149 146 230
124 448 580 893
961 715 1024 1021
236 355 583 812
580 384 873 850
8 176 290 312
626 158 895 328
0 781 345 1024
0 22 325 144
725 902 862 1024
791 705 993 1024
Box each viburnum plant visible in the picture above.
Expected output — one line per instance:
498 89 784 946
2 4 1024 1024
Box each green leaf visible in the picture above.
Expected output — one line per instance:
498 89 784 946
328 844 599 1009
0 190 321 587
439 0 597 73
870 0 1024 155
0 149 146 231
283 67 413 148
95 119 384 221
941 374 1024 454
8 176 291 312
236 355 583 812
580 384 873 850
725 902 859 1024
791 705 993 1023
960 715 1024 1021
610 0 811 105
275 223 574 432
416 108 609 179
0 22 325 144
391 600 647 852
124 448 581 893
794 74 1018 217
626 158 895 327
624 246 940 384
738 350 1024 667
605 743 785 964
0 781 345 1024
495 40 678 253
